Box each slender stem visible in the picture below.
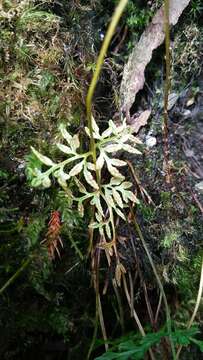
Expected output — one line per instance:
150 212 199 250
128 272 134 317
130 208 177 359
122 274 156 360
86 0 128 185
122 274 145 336
155 292 163 325
188 259 203 326
176 258 203 359
86 1 128 355
87 247 99 360
87 294 99 360
98 294 108 351
0 258 31 296
112 280 125 334
163 0 171 184
143 280 155 328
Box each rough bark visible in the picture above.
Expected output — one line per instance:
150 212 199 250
120 0 191 116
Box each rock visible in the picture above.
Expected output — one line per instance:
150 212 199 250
195 181 203 194
182 109 191 117
146 135 157 148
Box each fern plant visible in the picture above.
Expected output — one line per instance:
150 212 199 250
28 117 142 283
95 326 203 360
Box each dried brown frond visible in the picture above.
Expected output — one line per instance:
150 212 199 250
41 211 63 260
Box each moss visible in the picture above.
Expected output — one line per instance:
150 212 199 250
172 24 202 86
137 201 156 222
173 252 202 301
17 9 60 33
161 226 181 249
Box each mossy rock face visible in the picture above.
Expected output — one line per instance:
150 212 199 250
0 0 102 157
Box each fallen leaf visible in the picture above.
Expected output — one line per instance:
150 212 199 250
186 97 195 107
120 0 191 116
129 109 151 133
168 93 179 110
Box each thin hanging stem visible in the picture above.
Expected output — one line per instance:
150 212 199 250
122 274 156 360
155 292 163 325
112 280 125 334
98 294 108 351
87 248 100 360
163 0 171 184
87 295 99 360
130 208 177 360
122 274 146 336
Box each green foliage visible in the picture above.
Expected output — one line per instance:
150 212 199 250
161 222 181 249
137 201 155 222
171 10 202 87
26 152 43 184
95 327 203 360
15 38 34 64
126 2 152 30
18 9 60 32
190 0 203 19
28 118 142 249
0 169 9 180
24 216 46 249
28 251 53 299
53 190 85 259
173 253 202 301
47 306 70 340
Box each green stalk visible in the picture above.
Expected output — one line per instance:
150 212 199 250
86 1 128 356
86 0 128 185
131 209 177 360
0 258 31 296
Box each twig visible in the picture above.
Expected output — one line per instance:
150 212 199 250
65 261 80 275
